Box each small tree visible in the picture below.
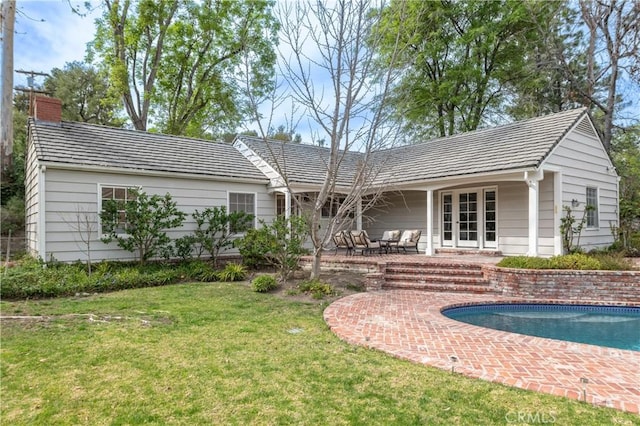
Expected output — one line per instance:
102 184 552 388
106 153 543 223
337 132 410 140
192 206 253 266
560 205 593 254
62 205 98 275
100 189 186 264
236 215 309 282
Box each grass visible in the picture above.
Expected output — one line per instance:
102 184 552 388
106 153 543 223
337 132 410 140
1 282 637 425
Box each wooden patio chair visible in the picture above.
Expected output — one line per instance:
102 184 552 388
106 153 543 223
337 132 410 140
397 229 422 254
350 230 382 255
332 230 353 256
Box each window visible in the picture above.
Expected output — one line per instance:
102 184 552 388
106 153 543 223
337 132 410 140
229 192 256 230
484 190 496 242
321 196 353 218
100 185 136 234
586 187 599 228
276 193 286 216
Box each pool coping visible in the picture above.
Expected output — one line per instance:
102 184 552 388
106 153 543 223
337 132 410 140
324 290 640 414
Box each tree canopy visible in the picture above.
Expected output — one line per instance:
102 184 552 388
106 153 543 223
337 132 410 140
373 0 639 144
375 0 556 138
43 61 124 127
90 0 278 137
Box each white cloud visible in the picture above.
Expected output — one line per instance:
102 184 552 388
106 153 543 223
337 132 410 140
13 0 100 86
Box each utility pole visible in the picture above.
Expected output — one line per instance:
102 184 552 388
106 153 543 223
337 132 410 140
15 69 50 114
1 0 16 176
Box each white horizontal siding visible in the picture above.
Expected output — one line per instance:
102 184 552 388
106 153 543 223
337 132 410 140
544 124 618 251
24 139 40 256
43 168 274 262
496 182 528 256
366 191 436 251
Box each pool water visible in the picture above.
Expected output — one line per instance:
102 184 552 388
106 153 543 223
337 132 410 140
443 304 640 351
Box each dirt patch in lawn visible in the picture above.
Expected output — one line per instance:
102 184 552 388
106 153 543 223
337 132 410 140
246 269 366 304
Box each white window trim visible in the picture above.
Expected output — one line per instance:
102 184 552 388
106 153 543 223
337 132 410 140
227 191 258 230
585 186 600 230
98 183 140 237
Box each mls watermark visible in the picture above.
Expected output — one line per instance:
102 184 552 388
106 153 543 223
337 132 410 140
505 411 557 424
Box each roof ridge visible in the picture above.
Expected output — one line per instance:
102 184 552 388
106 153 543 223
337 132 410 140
53 120 230 146
379 107 588 153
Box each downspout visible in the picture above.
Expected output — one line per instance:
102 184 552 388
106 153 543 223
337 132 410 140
38 164 46 260
553 171 563 256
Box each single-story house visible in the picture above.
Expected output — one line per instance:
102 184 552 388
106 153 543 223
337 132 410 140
25 96 619 263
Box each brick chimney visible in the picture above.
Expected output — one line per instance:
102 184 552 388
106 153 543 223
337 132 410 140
33 96 62 123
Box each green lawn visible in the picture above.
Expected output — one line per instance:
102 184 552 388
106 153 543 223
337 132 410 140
1 283 637 425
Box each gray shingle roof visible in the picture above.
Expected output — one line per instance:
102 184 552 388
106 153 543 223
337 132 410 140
30 119 269 182
374 108 588 184
239 108 589 186
237 136 364 186
30 108 591 187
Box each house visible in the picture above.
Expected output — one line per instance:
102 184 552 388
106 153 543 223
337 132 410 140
25 96 619 263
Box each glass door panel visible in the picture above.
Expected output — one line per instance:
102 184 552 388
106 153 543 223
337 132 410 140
442 193 453 246
484 190 496 248
458 192 478 247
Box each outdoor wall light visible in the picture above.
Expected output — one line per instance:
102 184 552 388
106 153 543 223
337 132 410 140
571 199 580 207
449 355 459 373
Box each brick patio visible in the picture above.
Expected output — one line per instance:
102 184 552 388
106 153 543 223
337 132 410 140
324 290 640 414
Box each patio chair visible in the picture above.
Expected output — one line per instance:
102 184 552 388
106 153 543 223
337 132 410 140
350 230 382 255
332 230 353 256
397 229 422 254
380 230 401 253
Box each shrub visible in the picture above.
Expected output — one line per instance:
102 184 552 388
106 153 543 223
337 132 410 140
191 207 253 266
591 253 635 270
235 215 309 282
497 256 551 269
0 257 183 299
217 263 247 282
174 235 197 261
251 275 279 292
100 189 186 264
0 196 25 234
177 260 219 282
497 253 634 271
548 253 601 270
298 279 335 299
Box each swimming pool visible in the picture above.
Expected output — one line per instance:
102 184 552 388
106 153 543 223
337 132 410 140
442 303 640 351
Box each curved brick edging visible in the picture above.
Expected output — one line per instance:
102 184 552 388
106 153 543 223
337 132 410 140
484 266 640 303
324 291 640 413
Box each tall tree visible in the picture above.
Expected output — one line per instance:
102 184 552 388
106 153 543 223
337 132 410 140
90 0 278 136
575 0 639 150
375 0 557 138
610 125 640 250
248 0 406 279
43 61 124 126
505 2 587 119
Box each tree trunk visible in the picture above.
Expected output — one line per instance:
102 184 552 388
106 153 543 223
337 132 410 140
310 245 322 280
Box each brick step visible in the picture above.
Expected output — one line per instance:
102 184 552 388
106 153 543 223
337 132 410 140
382 281 497 294
385 274 490 285
385 267 484 277
435 248 502 256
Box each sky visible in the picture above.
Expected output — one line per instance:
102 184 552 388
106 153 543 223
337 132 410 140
13 0 99 87
7 0 639 140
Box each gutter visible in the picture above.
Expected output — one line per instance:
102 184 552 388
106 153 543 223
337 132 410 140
37 161 270 185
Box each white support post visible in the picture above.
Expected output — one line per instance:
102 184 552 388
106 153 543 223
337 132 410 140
356 197 362 230
284 190 291 221
425 189 434 255
525 170 543 257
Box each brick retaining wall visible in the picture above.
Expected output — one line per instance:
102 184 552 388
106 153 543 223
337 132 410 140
484 266 640 303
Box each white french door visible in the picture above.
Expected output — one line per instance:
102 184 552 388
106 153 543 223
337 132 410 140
457 192 479 247
441 188 497 249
